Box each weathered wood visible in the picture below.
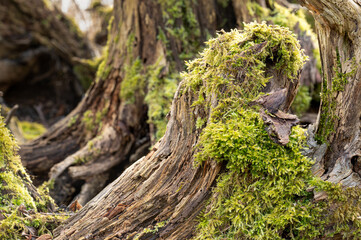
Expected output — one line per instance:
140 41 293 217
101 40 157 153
20 0 228 205
53 25 303 239
299 0 361 186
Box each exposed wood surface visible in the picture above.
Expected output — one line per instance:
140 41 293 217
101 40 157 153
20 0 227 205
299 0 361 187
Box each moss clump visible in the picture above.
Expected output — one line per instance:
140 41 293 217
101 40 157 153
246 2 321 117
181 23 361 239
0 115 63 238
16 119 47 141
0 116 36 209
182 22 306 105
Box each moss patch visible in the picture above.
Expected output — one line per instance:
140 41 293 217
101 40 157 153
16 119 47 141
0 115 63 238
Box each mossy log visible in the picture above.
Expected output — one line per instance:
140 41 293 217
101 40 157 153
53 23 307 240
298 0 361 189
0 0 92 125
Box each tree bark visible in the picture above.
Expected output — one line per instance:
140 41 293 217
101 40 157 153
298 0 361 189
20 0 231 205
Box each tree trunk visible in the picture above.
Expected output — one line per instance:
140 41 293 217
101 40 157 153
0 0 93 125
53 22 305 239
20 0 231 205
298 0 361 189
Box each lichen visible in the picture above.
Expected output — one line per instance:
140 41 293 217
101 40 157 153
180 23 361 239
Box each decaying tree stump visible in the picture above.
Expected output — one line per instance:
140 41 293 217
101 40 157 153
19 0 321 208
53 22 306 240
20 0 231 205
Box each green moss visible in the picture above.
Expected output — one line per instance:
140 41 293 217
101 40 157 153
95 16 114 81
181 23 361 239
158 0 202 62
68 114 79 127
0 207 67 240
16 119 47 140
316 50 357 143
120 58 145 103
145 63 178 140
247 1 270 17
0 115 62 239
291 85 311 116
0 116 36 209
132 220 169 240
82 107 108 132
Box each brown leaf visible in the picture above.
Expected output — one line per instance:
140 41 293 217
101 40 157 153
260 109 299 145
68 200 82 212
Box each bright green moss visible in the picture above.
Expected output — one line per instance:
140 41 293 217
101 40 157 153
158 0 202 62
16 119 47 141
182 22 307 105
0 207 66 240
0 115 62 239
184 23 361 239
120 58 145 103
145 63 178 140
